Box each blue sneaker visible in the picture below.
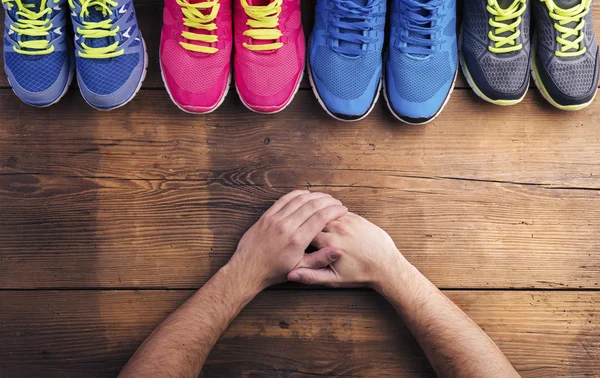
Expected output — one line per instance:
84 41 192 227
3 0 74 106
308 0 386 121
384 0 458 124
69 0 147 110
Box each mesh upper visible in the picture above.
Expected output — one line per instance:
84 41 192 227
533 0 599 98
313 45 380 100
480 53 529 93
389 50 452 103
76 54 139 95
236 43 299 97
162 39 229 93
4 51 67 92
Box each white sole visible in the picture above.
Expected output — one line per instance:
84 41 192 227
383 63 457 125
307 54 381 122
82 36 149 111
235 67 304 115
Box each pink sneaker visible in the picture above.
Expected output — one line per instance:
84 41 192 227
160 0 232 113
234 0 304 113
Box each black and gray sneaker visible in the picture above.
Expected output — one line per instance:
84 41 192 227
460 0 531 105
532 0 599 110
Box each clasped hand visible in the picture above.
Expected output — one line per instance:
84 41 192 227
227 190 407 291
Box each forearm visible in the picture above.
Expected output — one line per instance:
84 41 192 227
119 262 261 378
375 260 519 378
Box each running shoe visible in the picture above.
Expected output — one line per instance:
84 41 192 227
161 0 232 113
385 0 458 124
460 0 531 106
532 0 598 110
69 0 147 110
3 0 74 106
234 0 304 113
308 0 386 121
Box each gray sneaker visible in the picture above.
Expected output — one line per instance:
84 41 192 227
532 0 599 110
460 0 531 105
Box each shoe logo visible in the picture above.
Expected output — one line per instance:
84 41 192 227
54 27 62 35
122 27 132 38
118 5 127 13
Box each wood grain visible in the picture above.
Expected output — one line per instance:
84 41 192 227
1 90 600 187
0 174 598 289
1 290 597 378
1 1 600 89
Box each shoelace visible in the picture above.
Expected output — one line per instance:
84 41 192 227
327 0 379 56
241 0 283 51
397 0 444 56
69 0 123 58
487 0 526 54
178 0 219 54
2 0 54 55
542 0 591 57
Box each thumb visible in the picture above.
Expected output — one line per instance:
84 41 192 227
288 267 339 286
297 247 342 269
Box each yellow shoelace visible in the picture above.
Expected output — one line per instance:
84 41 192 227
2 0 54 55
69 0 123 58
486 0 526 54
241 0 283 51
542 0 591 57
177 0 220 54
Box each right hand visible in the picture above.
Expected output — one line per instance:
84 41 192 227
287 212 408 288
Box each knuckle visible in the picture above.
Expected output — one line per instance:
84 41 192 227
289 234 303 247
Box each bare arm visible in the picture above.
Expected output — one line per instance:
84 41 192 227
288 213 520 378
119 190 347 378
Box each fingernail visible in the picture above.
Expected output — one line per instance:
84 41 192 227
289 273 300 281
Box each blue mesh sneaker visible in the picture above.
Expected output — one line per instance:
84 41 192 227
385 0 458 124
308 0 386 121
3 0 74 106
69 0 147 110
532 0 599 111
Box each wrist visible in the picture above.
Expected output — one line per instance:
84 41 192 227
370 253 416 294
219 258 265 300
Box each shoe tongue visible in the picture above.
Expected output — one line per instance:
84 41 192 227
406 0 434 57
247 0 271 5
338 0 371 53
12 0 52 56
496 0 514 8
84 6 113 50
554 0 581 7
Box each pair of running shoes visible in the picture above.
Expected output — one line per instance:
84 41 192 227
3 0 147 109
462 0 599 111
161 0 305 114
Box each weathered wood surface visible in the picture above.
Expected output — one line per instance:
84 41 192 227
1 290 598 378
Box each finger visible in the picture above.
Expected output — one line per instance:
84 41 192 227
277 192 332 218
264 190 310 216
288 267 339 286
322 219 343 233
289 196 343 227
300 204 348 240
296 247 342 269
311 232 330 249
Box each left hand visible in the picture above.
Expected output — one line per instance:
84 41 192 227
226 190 348 291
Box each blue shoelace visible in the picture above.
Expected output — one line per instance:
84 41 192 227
326 0 383 56
396 0 444 56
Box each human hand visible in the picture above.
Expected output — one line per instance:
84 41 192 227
287 212 408 288
226 190 348 292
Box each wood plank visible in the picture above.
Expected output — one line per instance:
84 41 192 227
1 175 598 289
2 1 600 89
1 89 600 187
0 290 597 377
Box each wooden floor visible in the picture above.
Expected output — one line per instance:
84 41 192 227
1 1 599 377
